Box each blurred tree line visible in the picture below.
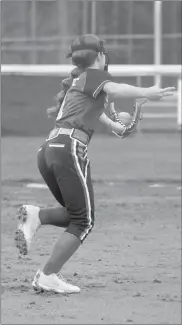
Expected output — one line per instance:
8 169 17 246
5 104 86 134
1 0 181 65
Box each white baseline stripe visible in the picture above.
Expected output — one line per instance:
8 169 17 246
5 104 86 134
72 140 92 241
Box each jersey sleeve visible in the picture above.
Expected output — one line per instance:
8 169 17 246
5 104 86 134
83 69 112 99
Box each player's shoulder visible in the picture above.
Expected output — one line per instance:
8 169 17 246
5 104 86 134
70 68 112 95
71 71 86 89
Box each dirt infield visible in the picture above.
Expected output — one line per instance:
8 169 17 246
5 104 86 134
1 134 181 324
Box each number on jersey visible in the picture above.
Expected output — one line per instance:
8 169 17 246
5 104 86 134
72 77 79 87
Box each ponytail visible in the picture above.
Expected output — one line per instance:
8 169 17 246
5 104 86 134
46 67 84 120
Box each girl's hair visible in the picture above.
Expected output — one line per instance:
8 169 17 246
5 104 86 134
56 66 84 103
47 67 84 119
71 66 85 78
66 34 109 71
71 49 98 69
67 34 101 69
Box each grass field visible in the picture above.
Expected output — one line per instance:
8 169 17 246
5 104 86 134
1 133 181 324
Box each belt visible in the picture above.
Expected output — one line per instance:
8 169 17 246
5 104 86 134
46 127 90 146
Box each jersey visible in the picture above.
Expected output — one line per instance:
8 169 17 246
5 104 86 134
55 69 112 138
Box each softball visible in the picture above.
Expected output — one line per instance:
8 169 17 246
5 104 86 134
118 112 132 126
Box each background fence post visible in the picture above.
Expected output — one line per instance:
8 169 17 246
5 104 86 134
154 1 162 87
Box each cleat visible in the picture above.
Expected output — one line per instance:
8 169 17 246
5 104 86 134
18 206 27 219
32 269 41 290
15 228 27 255
15 205 40 255
23 215 27 222
32 270 80 294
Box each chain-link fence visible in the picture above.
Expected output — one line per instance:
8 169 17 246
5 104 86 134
1 0 181 65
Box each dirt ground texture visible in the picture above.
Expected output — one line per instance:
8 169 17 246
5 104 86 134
1 133 181 324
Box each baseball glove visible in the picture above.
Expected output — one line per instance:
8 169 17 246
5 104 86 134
109 100 146 139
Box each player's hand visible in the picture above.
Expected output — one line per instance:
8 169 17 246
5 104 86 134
146 85 175 101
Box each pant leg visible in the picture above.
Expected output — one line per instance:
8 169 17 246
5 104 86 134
37 144 65 207
78 159 95 242
46 136 95 243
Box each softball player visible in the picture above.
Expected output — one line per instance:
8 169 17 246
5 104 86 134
15 34 175 294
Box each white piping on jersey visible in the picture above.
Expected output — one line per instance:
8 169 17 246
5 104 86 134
71 139 92 241
93 80 111 98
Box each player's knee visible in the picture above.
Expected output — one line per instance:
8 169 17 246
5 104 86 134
66 211 94 242
79 223 93 242
78 218 94 242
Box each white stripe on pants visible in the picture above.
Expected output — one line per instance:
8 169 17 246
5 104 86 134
71 139 92 241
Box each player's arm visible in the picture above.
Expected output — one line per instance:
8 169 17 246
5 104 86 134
103 83 175 101
99 112 125 134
